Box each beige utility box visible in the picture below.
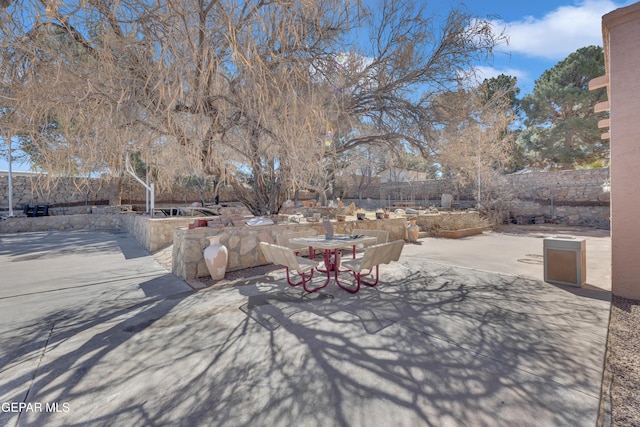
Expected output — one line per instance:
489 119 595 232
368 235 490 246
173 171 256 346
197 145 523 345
543 237 586 287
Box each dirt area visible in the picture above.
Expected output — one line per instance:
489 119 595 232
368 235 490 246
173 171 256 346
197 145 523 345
604 296 640 426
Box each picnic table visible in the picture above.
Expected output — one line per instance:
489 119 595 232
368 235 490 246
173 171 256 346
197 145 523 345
289 235 377 291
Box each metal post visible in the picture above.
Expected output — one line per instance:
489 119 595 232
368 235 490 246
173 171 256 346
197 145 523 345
145 148 150 215
150 183 155 218
7 133 14 217
125 154 155 217
477 139 481 209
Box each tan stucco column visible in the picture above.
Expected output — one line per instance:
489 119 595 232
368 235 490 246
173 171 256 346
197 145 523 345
599 3 640 300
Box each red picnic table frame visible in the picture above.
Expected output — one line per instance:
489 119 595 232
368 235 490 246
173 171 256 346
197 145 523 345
289 235 377 293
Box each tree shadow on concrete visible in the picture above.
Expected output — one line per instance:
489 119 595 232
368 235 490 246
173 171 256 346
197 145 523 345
0 261 610 426
0 273 193 427
0 230 126 261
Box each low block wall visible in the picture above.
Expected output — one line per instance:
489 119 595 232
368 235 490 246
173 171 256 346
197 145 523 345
119 214 197 253
120 206 253 252
0 211 193 253
1 206 253 253
505 200 610 229
172 218 409 281
0 213 123 234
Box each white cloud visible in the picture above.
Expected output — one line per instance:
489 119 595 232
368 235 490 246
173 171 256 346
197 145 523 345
472 65 528 83
459 65 529 90
496 0 628 60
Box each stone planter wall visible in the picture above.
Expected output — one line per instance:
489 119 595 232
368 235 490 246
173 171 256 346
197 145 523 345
172 218 408 281
414 213 445 234
437 228 484 239
119 214 199 253
1 205 253 254
119 207 253 253
412 211 486 236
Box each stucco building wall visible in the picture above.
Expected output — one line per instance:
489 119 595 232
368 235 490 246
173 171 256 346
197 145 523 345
597 3 640 299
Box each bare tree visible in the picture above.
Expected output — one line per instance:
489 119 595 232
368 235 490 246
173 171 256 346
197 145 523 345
434 84 516 220
1 0 505 214
342 144 386 201
319 2 505 157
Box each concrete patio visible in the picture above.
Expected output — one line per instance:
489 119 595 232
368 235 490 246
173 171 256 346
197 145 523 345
0 228 611 426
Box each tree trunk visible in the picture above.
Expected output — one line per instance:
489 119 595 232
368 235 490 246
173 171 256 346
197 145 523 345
108 176 122 206
317 190 327 206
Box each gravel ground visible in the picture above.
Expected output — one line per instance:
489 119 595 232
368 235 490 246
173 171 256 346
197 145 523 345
604 296 640 426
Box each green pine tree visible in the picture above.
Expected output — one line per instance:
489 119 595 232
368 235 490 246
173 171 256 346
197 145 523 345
519 46 608 169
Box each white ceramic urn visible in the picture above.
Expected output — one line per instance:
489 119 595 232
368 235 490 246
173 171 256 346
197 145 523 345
204 235 228 280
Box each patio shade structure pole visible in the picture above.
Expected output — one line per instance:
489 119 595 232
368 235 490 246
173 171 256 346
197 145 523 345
125 153 155 217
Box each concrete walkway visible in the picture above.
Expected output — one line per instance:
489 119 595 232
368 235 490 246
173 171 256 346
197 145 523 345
0 228 611 426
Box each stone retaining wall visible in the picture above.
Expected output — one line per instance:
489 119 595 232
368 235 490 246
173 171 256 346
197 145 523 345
0 213 122 234
119 214 195 253
0 211 192 252
2 168 611 228
506 169 610 202
172 218 409 281
505 200 610 229
0 206 253 252
0 173 316 210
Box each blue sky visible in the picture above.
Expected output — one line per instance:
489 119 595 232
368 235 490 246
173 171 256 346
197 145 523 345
465 0 634 94
0 0 633 172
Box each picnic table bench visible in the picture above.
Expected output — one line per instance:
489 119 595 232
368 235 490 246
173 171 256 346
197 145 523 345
259 242 321 292
22 204 49 217
337 239 405 293
260 238 405 294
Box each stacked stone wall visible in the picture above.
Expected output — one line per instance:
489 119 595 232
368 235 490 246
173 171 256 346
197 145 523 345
2 168 611 228
0 174 244 209
500 169 610 228
0 205 254 253
364 169 611 228
0 174 111 209
506 169 610 202
172 218 409 281
368 169 610 204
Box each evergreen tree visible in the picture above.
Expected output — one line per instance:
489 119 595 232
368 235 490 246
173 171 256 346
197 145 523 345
519 46 608 168
479 74 524 172
480 74 520 115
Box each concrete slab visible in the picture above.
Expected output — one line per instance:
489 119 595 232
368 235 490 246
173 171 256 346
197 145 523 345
407 227 611 291
0 229 610 426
